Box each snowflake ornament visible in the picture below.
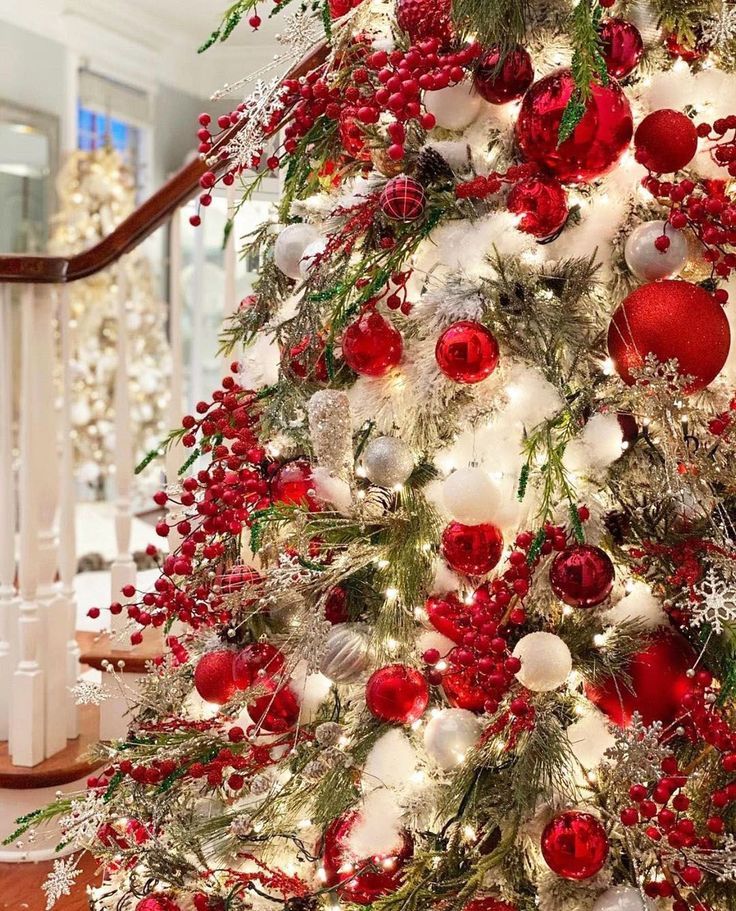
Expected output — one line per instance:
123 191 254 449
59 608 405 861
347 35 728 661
691 567 736 635
43 857 82 909
276 9 323 57
70 679 109 706
702 5 736 48
59 792 107 848
600 713 669 800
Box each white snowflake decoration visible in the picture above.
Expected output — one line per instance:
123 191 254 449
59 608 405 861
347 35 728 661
224 78 291 171
59 792 107 848
43 857 82 909
600 712 669 800
276 9 323 57
70 679 109 706
691 567 736 635
702 5 736 48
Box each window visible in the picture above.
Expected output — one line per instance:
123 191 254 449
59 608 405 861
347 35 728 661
77 104 142 180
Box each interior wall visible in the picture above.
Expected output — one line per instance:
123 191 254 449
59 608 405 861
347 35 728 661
0 20 69 125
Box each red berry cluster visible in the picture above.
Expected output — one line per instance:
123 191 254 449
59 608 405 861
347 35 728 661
707 393 736 436
455 163 538 200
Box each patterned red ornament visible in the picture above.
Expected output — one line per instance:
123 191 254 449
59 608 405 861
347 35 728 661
474 45 534 104
395 0 453 45
247 680 301 733
541 811 609 880
342 309 403 376
507 175 569 239
634 109 698 173
271 459 318 508
380 176 426 221
321 809 414 904
599 18 644 79
441 522 504 576
136 898 181 911
607 280 730 394
436 320 500 384
365 664 429 724
515 69 633 184
233 642 285 690
193 650 236 705
549 544 615 608
217 564 261 595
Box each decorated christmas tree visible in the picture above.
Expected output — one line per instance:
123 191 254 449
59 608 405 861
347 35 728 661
17 1 736 909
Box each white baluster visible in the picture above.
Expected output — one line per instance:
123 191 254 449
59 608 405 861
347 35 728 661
166 213 185 553
223 182 238 327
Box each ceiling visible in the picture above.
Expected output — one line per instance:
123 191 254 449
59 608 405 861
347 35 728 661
125 0 283 48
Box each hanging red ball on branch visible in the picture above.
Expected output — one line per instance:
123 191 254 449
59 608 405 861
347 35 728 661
366 664 430 724
549 544 615 608
329 0 364 18
271 459 319 509
442 521 504 576
193 650 236 705
380 176 427 221
233 642 285 690
474 44 534 104
395 0 453 45
541 811 609 880
436 320 500 384
442 667 488 713
599 19 644 79
342 309 403 376
634 109 698 173
507 175 569 239
607 280 730 394
247 679 301 733
515 69 633 184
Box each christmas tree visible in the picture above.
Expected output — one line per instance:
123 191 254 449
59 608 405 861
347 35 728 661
17 1 736 909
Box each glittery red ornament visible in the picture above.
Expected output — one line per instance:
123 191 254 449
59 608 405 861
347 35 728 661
515 69 633 184
339 106 372 160
442 522 504 576
194 650 236 704
474 45 534 104
342 309 403 376
634 109 698 173
541 811 609 880
607 280 730 394
599 18 644 79
380 176 426 221
549 544 615 609
585 631 696 727
426 592 472 643
233 642 285 690
435 321 500 384
136 898 181 911
395 0 453 45
271 459 318 508
365 664 429 724
247 680 301 733
507 175 569 239
321 809 413 904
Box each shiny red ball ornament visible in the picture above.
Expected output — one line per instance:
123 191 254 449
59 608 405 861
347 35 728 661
233 642 285 689
342 309 403 376
474 45 534 104
541 811 609 880
586 631 696 727
436 320 500 384
365 664 429 724
380 176 426 221
339 106 372 160
136 898 181 911
507 175 569 239
395 0 453 45
287 334 329 382
321 809 414 904
442 668 488 713
634 109 698 173
271 458 318 508
549 544 615 608
515 69 633 184
665 30 711 62
442 521 504 576
193 650 236 705
599 18 644 79
426 592 472 643
247 679 301 733
607 280 730 394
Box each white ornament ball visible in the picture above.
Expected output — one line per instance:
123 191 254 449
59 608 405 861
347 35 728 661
566 711 615 770
362 436 415 488
299 238 328 277
624 221 688 282
512 632 572 692
592 886 655 911
423 708 482 769
442 467 501 525
319 625 369 683
274 223 321 279
423 80 483 131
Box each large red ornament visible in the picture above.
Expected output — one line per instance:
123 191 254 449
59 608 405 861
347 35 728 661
507 175 569 239
586 631 696 728
271 459 318 509
541 811 609 880
634 109 698 173
607 280 730 394
365 664 429 724
380 176 426 221
193 650 236 705
342 309 403 376
442 522 504 576
474 45 534 104
233 642 285 690
515 69 633 184
247 680 301 733
136 898 181 911
599 19 644 79
436 320 500 384
321 809 413 904
549 544 615 608
395 0 453 45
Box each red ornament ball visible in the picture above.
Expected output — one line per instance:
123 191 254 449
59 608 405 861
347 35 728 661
247 680 301 733
507 175 569 239
442 521 504 576
271 458 318 508
233 642 285 689
634 109 698 173
541 811 609 880
218 564 260 595
324 585 350 624
365 664 429 724
436 320 499 384
549 544 615 608
607 279 730 394
586 631 696 727
194 650 236 705
339 106 372 160
321 809 414 904
474 45 534 104
426 592 472 644
464 899 518 911
395 0 453 45
342 309 403 376
599 18 644 79
136 898 181 911
442 667 488 713
329 0 364 17
515 68 633 184
380 176 426 221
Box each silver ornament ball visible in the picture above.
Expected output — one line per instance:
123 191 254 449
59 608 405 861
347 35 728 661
624 221 688 282
362 436 415 488
592 886 655 911
423 708 482 769
319 625 369 683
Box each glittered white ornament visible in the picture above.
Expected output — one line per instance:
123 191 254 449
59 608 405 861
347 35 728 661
423 80 483 131
442 467 501 525
592 886 655 911
423 708 482 769
274 223 321 279
566 710 615 770
319 625 369 683
362 436 415 488
624 221 688 282
512 632 572 692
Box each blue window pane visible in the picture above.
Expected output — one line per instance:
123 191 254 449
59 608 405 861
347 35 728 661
110 118 128 152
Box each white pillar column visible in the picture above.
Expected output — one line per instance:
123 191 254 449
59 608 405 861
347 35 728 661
223 183 238 326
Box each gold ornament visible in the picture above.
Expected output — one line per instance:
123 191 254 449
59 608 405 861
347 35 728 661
680 228 712 282
371 147 405 178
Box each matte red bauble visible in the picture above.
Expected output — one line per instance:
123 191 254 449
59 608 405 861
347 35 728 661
365 664 429 724
515 69 633 184
395 0 453 45
342 309 403 376
541 811 609 880
271 459 318 508
136 898 181 911
442 521 504 576
380 176 426 221
436 321 500 384
233 642 285 690
474 44 534 104
194 650 236 705
599 18 644 79
247 680 301 733
339 106 372 160
426 592 472 644
549 544 615 608
634 109 698 173
507 175 569 239
442 668 488 713
607 280 730 394
585 631 696 727
321 810 413 904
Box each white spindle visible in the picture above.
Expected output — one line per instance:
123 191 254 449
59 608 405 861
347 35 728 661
223 182 238 326
165 213 185 553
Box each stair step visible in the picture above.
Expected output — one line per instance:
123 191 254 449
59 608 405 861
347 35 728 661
77 629 164 674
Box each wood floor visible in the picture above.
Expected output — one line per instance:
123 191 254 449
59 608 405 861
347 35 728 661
0 853 99 911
